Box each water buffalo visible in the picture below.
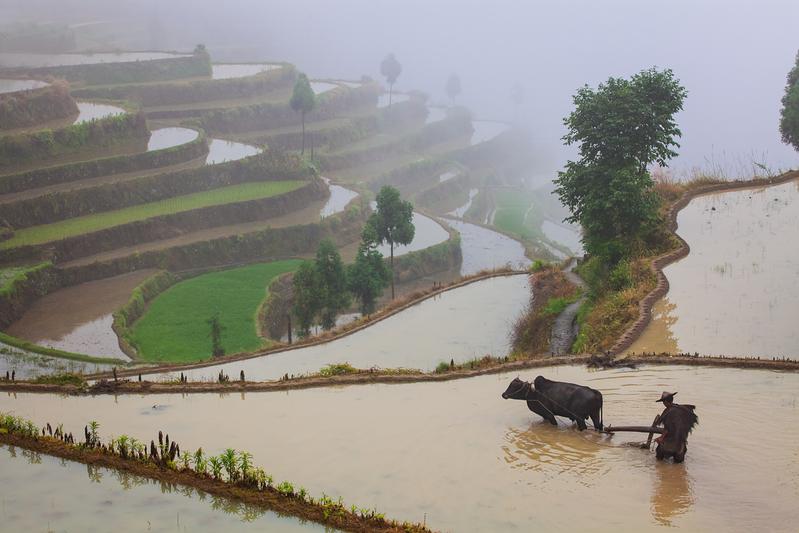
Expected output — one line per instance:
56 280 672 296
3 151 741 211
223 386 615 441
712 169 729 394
501 375 603 431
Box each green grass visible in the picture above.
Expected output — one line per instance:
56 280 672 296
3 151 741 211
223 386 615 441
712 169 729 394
2 180 306 249
492 188 539 240
130 260 302 362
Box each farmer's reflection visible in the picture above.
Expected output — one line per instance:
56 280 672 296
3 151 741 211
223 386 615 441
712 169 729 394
651 461 693 525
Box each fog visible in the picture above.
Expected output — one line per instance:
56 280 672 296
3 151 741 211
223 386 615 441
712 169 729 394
4 0 798 181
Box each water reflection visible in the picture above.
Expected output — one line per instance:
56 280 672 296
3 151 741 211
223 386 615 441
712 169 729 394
320 177 358 218
0 444 326 531
147 127 199 151
0 78 47 94
206 138 261 165
448 188 478 218
0 51 187 68
73 101 125 124
651 461 694 526
443 218 530 275
211 63 279 80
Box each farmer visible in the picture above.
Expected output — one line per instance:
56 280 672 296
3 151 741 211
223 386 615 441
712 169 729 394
653 391 698 463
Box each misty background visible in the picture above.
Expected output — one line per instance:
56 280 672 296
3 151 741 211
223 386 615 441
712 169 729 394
3 0 798 184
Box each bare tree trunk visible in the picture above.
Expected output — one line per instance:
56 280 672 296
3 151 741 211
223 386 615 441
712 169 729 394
390 242 395 299
301 111 306 154
388 83 393 110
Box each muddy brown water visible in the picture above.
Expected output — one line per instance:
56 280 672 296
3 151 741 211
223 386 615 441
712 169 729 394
0 444 327 532
627 178 799 358
6 269 157 360
3 365 797 532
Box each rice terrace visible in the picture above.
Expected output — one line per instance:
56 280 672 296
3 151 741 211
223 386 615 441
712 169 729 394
1 2 798 532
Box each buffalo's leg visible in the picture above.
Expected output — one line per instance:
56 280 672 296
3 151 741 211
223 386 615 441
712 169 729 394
590 411 603 430
543 413 558 426
575 417 587 431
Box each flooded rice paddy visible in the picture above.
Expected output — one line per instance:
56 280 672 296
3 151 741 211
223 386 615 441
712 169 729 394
319 178 358 217
0 342 116 380
470 120 509 145
0 444 325 532
369 205 449 258
0 51 188 68
211 63 280 80
627 178 799 358
377 93 410 108
309 81 339 95
426 106 447 124
205 138 261 165
146 127 199 151
73 101 125 124
152 274 529 381
5 269 157 364
448 188 479 218
4 365 797 532
444 218 531 275
541 219 584 256
0 78 48 94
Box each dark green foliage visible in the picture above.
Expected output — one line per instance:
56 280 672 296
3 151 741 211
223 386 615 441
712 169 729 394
292 261 322 337
780 49 799 151
446 73 461 103
32 373 87 387
315 239 350 329
290 73 317 154
380 53 402 109
367 186 415 298
555 67 686 261
207 313 225 357
347 226 390 314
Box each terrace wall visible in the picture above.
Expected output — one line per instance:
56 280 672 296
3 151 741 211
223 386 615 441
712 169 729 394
0 81 78 130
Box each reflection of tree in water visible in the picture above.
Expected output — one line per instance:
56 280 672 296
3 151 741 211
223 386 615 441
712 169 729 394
501 424 608 484
650 461 694 526
86 463 103 483
210 495 266 522
22 448 41 464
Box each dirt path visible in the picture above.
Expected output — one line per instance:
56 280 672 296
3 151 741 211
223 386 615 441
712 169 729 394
549 258 586 355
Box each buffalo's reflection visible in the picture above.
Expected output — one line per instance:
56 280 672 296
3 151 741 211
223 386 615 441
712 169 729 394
651 461 694 526
501 423 607 484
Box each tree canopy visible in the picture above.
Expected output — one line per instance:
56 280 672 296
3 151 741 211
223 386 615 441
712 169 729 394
347 225 390 315
554 67 686 261
368 186 414 298
446 73 462 103
380 53 402 85
315 239 350 330
291 260 322 337
290 73 317 154
780 49 799 152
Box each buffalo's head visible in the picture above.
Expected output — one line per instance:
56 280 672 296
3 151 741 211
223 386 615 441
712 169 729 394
502 377 530 400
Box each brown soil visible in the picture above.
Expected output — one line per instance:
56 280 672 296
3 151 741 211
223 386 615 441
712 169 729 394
0 432 431 533
609 170 799 355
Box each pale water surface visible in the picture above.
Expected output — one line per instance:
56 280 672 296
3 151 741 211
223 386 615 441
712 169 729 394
205 138 260 165
444 218 531 275
0 51 187 68
0 444 326 532
627 178 799 358
73 101 125 124
470 120 509 145
0 78 47 93
4 365 797 532
147 127 199 151
211 63 279 80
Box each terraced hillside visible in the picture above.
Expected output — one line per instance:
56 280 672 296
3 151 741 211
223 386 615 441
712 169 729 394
0 47 538 370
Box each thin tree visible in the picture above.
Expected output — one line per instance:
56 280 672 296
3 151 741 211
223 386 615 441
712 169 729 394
368 186 415 299
380 53 402 109
207 313 225 357
347 225 390 314
290 73 317 155
446 73 462 105
315 239 350 330
779 49 799 151
292 261 322 337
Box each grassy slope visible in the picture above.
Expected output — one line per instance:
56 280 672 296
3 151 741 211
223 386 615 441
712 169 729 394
3 180 305 249
131 260 302 363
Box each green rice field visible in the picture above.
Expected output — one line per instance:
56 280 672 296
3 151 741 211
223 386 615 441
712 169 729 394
130 260 302 363
2 180 306 249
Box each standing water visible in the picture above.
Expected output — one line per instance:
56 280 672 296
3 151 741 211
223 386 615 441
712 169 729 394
4 365 797 532
444 218 531 275
0 79 48 93
627 178 799 357
205 138 261 164
146 127 199 151
211 63 280 80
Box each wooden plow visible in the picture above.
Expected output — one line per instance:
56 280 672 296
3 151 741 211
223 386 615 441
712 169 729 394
600 416 663 448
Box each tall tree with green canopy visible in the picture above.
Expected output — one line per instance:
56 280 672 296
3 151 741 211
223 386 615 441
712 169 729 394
380 53 402 110
290 73 317 155
315 239 350 330
368 185 415 299
780 49 799 152
291 260 322 337
554 67 687 261
446 73 462 104
347 225 390 314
